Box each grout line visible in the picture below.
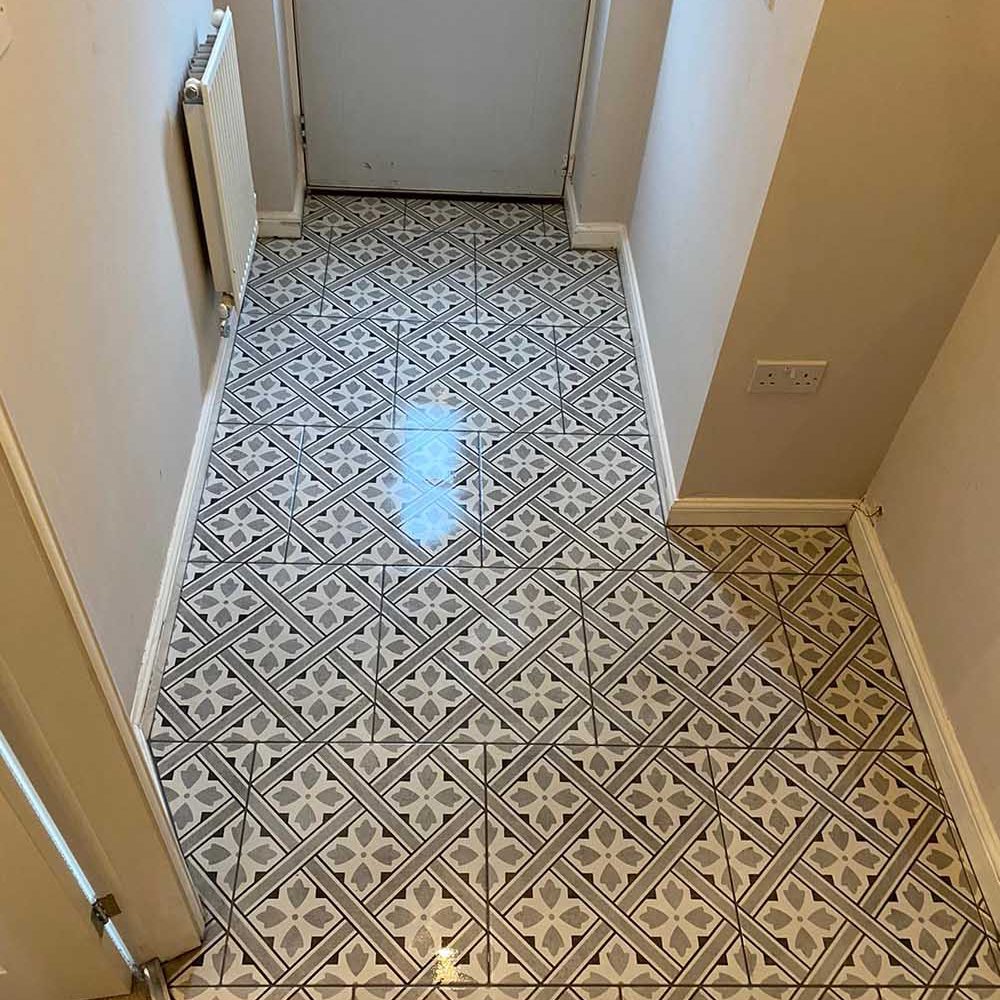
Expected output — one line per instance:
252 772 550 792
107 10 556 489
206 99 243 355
768 573 822 750
573 568 600 747
215 740 260 989
366 565 388 741
277 425 308 562
702 747 753 984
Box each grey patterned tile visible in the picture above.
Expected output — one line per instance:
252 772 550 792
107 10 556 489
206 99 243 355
395 327 561 434
777 575 921 751
221 742 488 986
709 749 996 987
286 427 481 565
580 571 811 747
373 566 589 743
480 433 670 570
152 563 383 742
486 744 744 984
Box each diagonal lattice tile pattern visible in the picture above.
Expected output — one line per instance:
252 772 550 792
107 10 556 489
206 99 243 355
150 196 999 997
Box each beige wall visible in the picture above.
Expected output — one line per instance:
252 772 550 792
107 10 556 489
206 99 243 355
681 0 1000 499
0 0 219 706
867 237 1000 828
230 0 303 216
571 0 670 225
629 0 824 491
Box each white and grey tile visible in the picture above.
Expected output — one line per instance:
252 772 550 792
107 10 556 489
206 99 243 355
150 197 997 996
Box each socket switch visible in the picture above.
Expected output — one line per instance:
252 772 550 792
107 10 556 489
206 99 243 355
749 360 827 394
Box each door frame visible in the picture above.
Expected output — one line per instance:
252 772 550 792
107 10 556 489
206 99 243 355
288 0 596 197
0 399 203 966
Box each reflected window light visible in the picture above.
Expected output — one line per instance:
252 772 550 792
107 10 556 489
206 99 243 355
0 729 134 969
397 405 461 546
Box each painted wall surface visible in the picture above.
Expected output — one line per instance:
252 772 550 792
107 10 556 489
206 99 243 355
681 0 1000 499
0 0 218 707
628 0 824 490
868 237 1000 827
571 0 670 224
230 0 301 214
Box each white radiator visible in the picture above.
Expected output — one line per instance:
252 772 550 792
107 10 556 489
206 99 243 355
183 8 257 328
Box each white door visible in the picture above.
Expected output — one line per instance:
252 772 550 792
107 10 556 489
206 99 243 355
295 0 591 196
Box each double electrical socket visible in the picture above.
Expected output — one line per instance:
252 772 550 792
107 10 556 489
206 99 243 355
749 360 827 394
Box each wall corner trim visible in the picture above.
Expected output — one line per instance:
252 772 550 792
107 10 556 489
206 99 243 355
564 177 622 251
257 170 305 238
132 332 236 732
849 510 1000 921
668 497 858 526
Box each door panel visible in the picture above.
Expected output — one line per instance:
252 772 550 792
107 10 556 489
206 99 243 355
0 756 132 1000
295 0 590 195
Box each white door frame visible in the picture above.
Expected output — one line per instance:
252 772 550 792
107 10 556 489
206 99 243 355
0 399 203 966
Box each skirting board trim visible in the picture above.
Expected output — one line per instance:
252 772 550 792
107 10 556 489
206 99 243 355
668 497 858 526
849 510 1000 921
564 177 621 250
257 171 305 239
617 228 677 510
132 331 235 734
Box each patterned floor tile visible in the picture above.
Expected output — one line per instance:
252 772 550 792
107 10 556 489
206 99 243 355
777 576 921 751
287 427 482 565
151 201 997 995
222 742 488 986
668 527 858 577
373 566 590 743
579 571 811 747
192 424 303 563
480 434 670 570
709 749 998 987
555 328 646 436
151 563 383 742
486 744 745 984
395 326 562 434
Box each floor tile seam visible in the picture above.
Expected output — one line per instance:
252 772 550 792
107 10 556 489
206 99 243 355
216 741 264 987
700 746 753 980
367 565 390 741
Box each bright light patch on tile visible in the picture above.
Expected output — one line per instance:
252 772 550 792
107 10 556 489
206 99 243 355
398 410 461 547
0 729 134 969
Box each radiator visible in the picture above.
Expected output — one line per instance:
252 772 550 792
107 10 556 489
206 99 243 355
183 8 257 329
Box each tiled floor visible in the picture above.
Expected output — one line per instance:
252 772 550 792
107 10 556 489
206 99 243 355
150 194 999 1000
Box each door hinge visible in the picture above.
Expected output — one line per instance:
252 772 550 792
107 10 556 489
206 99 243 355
90 893 122 937
299 113 308 147
563 152 576 180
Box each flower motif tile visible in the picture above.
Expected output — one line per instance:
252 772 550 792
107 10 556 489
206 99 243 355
480 434 670 570
485 745 743 984
287 427 482 565
709 749 998 986
222 742 488 986
579 571 809 747
150 198 998 995
373 566 589 743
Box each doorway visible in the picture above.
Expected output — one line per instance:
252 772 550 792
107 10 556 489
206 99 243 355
294 0 591 196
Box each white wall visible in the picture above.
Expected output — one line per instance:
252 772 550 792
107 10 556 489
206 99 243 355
570 0 670 225
0 1 218 707
628 0 824 489
868 237 1000 828
230 0 303 216
680 0 1000 500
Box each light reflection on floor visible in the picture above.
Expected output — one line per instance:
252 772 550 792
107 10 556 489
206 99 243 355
398 403 461 549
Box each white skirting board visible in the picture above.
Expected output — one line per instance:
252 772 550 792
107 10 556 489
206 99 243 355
257 171 305 238
564 177 622 251
131 331 236 734
849 510 1000 921
668 497 858 526
564 179 677 508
